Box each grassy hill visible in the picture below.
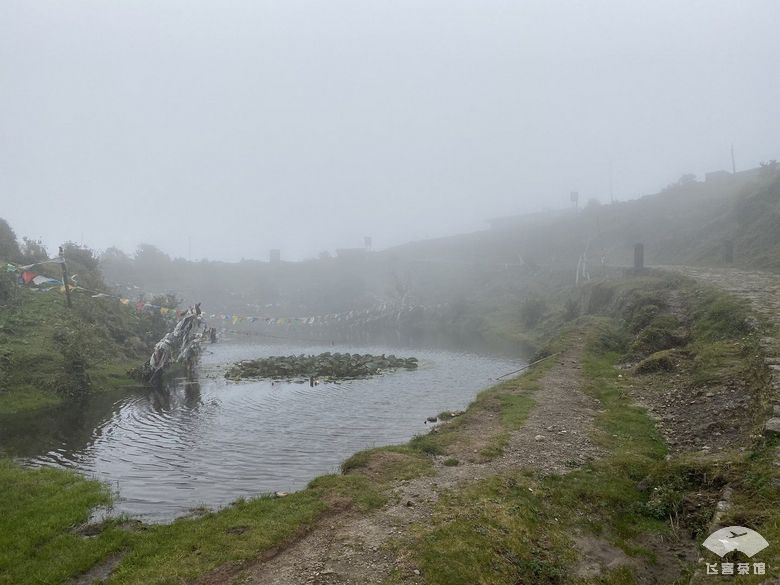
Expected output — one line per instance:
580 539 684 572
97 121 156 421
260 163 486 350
383 163 780 273
0 237 170 415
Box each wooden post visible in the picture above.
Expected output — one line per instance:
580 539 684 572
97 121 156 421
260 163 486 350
634 243 644 271
59 246 72 308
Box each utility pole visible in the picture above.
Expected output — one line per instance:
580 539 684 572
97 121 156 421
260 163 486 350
609 160 614 203
731 143 736 175
59 246 72 308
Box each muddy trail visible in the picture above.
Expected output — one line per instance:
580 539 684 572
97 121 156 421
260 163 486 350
206 344 603 585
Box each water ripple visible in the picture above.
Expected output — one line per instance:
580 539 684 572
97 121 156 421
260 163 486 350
15 342 521 522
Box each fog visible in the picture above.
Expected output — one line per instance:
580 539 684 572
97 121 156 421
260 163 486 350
2 0 779 261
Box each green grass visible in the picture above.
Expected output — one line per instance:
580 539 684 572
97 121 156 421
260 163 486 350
412 474 574 585
0 460 388 585
0 459 126 585
109 490 328 584
401 327 674 584
341 445 435 483
399 279 773 584
0 289 153 415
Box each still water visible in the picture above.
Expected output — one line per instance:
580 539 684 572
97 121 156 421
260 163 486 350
0 340 521 522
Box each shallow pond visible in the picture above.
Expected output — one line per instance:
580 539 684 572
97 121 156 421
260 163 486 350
1 340 521 522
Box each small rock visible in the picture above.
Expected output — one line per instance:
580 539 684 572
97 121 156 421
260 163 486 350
534 434 545 442
765 417 780 435
274 491 288 497
413 569 421 576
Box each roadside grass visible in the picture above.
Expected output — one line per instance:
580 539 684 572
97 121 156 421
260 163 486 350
400 321 678 585
410 474 574 585
341 445 435 483
0 459 126 585
108 489 329 584
0 461 387 585
399 280 773 585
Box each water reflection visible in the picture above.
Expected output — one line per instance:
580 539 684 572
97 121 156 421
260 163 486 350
0 342 521 522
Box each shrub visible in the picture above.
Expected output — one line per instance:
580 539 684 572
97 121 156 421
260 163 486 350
52 329 92 400
634 350 676 374
519 296 546 327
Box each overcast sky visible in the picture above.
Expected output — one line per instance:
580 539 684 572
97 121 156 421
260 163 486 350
2 1 779 261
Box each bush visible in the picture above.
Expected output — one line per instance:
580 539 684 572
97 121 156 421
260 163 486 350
634 350 676 374
563 298 579 321
52 329 92 400
694 294 750 340
0 271 17 306
630 315 687 356
0 218 20 262
519 296 547 327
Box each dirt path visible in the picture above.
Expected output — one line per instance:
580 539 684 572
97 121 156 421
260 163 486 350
230 344 603 585
661 265 780 326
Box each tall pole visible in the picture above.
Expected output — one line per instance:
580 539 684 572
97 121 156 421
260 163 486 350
609 160 614 203
731 143 736 175
59 245 72 308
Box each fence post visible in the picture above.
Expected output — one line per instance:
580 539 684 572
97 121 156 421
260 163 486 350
634 243 644 271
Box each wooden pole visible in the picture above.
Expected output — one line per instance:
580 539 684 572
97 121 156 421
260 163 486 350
59 246 72 308
496 352 560 380
634 243 644 271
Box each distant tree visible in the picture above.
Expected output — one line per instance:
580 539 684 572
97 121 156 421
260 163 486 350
19 237 48 264
677 173 697 185
584 198 602 211
519 296 547 327
663 173 697 192
62 242 104 290
134 243 172 286
759 160 778 177
100 247 136 285
0 218 21 261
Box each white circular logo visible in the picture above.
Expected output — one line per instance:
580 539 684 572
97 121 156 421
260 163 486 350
703 526 769 558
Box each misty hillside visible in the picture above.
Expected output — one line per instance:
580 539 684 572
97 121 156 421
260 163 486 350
94 162 780 321
386 163 780 271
